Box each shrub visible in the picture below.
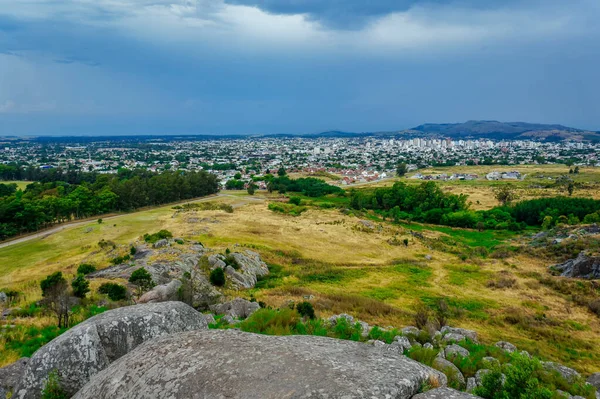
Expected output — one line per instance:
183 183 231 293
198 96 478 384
588 299 600 316
77 264 96 275
289 196 302 206
296 301 316 319
408 346 439 367
98 283 128 301
130 246 137 255
210 268 226 286
143 229 173 244
414 304 430 329
110 254 131 265
41 369 68 399
71 274 90 298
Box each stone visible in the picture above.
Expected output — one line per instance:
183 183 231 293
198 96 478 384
432 357 465 388
357 321 370 337
74 329 447 399
221 315 235 324
208 254 227 269
424 343 434 350
551 252 600 279
443 333 468 343
367 339 387 347
445 344 470 359
153 239 169 248
391 336 412 352
14 302 208 399
441 326 478 343
327 313 355 326
543 361 581 383
402 326 420 336
412 387 482 398
210 298 260 318
466 377 477 393
137 279 182 303
203 313 216 325
587 373 600 390
0 292 7 302
495 341 517 353
425 254 433 260
555 390 572 399
0 358 28 398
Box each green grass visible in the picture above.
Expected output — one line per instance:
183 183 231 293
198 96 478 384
445 264 490 286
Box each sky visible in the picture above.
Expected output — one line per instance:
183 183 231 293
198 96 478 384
0 0 599 136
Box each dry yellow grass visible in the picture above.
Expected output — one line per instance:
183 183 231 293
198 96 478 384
2 179 600 372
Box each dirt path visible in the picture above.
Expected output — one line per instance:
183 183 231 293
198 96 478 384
0 193 265 250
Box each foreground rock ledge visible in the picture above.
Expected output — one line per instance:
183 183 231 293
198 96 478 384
15 302 208 399
74 329 447 399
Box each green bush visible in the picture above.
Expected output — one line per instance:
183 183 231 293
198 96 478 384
210 267 225 286
71 274 90 298
143 229 173 243
98 282 128 301
129 268 155 295
289 196 302 206
407 346 439 366
110 254 131 265
77 264 96 275
296 301 316 319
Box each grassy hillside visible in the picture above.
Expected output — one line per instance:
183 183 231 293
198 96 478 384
1 173 600 374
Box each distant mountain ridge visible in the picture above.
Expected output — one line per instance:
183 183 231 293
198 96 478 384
305 121 600 141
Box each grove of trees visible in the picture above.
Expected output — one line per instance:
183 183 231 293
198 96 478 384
0 168 219 240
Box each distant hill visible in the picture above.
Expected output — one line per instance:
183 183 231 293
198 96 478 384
301 121 600 142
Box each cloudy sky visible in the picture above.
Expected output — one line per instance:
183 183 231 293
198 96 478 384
1 0 599 135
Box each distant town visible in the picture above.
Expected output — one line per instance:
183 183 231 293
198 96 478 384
0 137 598 189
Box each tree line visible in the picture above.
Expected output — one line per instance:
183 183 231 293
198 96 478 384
349 181 600 230
0 168 219 240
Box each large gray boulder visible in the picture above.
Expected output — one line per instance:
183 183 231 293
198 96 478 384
74 329 447 399
412 387 482 398
14 302 208 399
0 357 28 398
210 297 260 318
551 252 600 279
137 279 182 303
542 361 581 383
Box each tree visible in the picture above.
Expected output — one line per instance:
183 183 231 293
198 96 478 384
396 163 408 177
296 301 315 319
574 166 580 174
40 272 71 328
71 274 90 298
247 183 256 195
234 172 242 180
567 182 575 196
493 185 518 206
129 268 155 298
277 167 287 177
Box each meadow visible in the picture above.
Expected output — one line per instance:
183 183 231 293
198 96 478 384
1 168 600 373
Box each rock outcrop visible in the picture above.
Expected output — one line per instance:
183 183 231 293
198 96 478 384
14 302 208 399
441 326 479 343
137 279 182 303
210 250 269 289
412 387 481 398
0 358 28 398
551 252 600 279
74 329 447 399
210 297 260 318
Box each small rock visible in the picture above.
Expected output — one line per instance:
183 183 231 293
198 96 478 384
441 326 478 343
543 362 580 383
203 314 216 325
221 315 235 324
0 292 7 303
432 357 465 388
495 341 517 353
402 326 420 336
392 336 412 352
357 321 370 338
210 298 260 319
425 255 433 260
587 372 600 390
423 343 434 350
367 340 386 347
328 313 354 326
445 344 469 359
466 377 477 393
153 239 169 248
